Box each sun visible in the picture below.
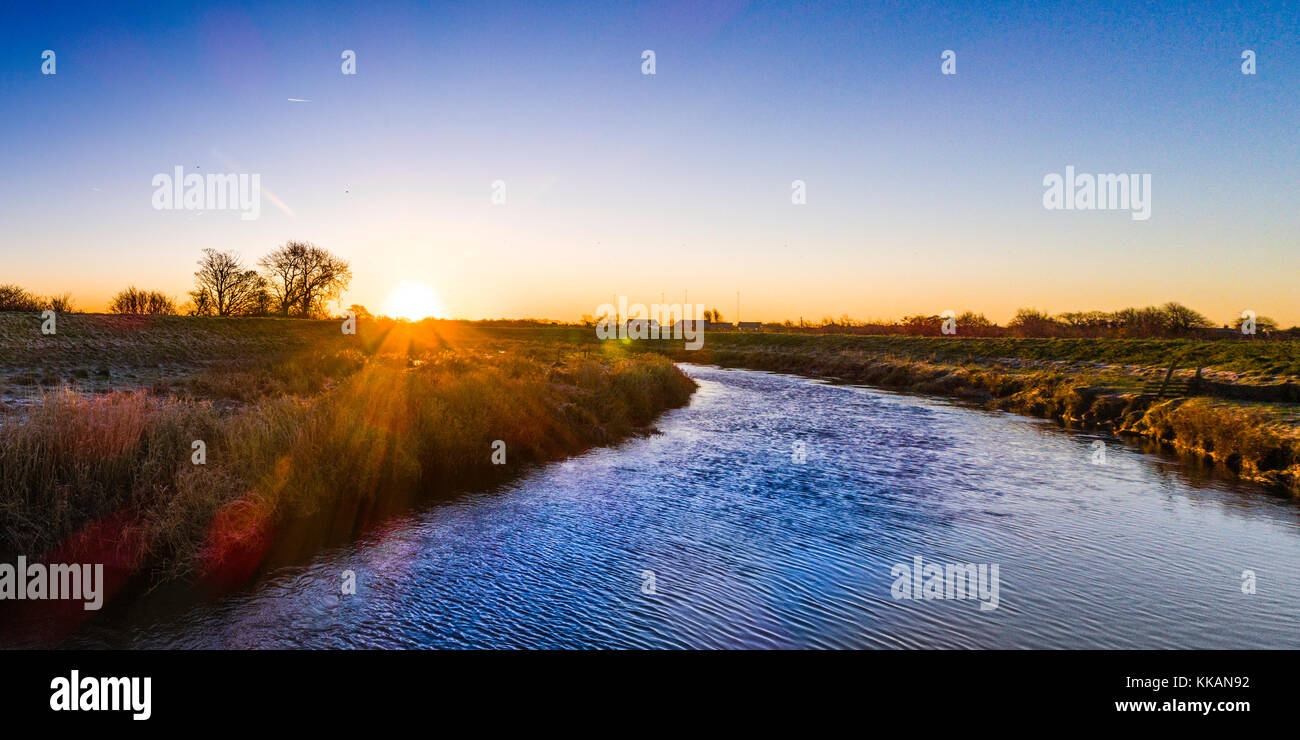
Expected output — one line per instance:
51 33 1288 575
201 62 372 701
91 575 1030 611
382 281 444 320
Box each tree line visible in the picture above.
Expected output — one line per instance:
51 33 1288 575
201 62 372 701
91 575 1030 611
188 241 351 317
767 302 1285 338
0 241 351 318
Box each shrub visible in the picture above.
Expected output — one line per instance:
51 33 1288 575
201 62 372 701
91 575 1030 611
109 287 177 315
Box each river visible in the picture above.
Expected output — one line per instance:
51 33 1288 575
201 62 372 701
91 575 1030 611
65 365 1300 648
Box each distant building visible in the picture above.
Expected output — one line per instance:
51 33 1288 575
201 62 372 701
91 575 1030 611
672 319 711 334
1195 327 1246 339
737 321 762 332
624 318 662 337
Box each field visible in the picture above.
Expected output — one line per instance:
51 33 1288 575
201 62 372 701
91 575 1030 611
0 314 695 596
695 333 1300 384
7 316 1300 601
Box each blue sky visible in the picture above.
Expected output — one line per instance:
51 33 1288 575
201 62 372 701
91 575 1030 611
1 0 1297 323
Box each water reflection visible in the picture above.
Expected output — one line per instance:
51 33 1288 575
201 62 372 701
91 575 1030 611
58 365 1300 648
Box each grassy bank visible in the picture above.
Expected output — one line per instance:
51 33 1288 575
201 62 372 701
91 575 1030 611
668 333 1300 494
0 316 695 590
691 332 1300 380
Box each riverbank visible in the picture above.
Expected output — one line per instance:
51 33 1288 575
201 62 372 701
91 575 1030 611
666 333 1300 494
0 316 696 595
52 364 1300 650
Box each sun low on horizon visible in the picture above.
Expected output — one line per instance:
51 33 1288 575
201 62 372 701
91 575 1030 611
382 281 446 320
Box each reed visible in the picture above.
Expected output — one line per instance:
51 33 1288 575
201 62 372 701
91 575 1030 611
0 320 695 585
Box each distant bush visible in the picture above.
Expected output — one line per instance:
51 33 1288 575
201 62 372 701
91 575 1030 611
46 294 76 313
791 302 1234 339
1158 301 1214 334
1007 308 1062 337
0 284 76 313
109 287 177 315
1234 314 1280 333
0 285 43 312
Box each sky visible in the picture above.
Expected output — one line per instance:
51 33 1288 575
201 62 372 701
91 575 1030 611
0 0 1297 324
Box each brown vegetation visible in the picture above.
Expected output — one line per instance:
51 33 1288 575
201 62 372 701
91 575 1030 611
108 287 177 315
0 319 695 590
0 284 73 313
726 302 1285 339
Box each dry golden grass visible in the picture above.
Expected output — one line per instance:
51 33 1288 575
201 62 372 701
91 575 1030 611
0 318 695 585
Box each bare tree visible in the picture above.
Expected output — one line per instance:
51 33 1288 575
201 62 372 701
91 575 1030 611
1160 302 1213 334
193 249 267 316
109 287 146 314
186 288 213 316
1111 306 1167 337
259 241 352 317
245 273 272 315
259 247 302 315
1007 308 1063 337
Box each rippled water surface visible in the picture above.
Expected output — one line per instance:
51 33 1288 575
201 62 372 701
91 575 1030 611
71 365 1300 648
